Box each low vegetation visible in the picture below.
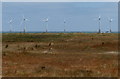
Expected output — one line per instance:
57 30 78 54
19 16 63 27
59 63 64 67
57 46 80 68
2 33 118 77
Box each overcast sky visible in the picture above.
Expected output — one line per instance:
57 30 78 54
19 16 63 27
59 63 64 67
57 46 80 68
2 2 118 32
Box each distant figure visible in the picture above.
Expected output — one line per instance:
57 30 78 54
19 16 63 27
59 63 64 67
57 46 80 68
35 44 38 48
41 66 45 70
48 42 54 47
48 42 54 54
23 47 26 50
102 42 104 45
91 37 94 40
5 44 8 48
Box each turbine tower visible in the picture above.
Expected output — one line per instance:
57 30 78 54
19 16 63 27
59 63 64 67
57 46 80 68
98 16 101 33
8 19 13 33
109 18 112 33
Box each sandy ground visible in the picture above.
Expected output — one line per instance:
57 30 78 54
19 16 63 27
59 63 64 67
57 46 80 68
2 33 118 77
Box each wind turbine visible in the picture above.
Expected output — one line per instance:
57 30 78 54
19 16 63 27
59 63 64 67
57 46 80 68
20 15 28 33
43 17 49 33
8 18 13 33
98 16 101 33
63 17 71 33
109 18 113 33
64 19 66 33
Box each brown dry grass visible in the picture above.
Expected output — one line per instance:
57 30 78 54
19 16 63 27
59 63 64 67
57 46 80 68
2 33 118 77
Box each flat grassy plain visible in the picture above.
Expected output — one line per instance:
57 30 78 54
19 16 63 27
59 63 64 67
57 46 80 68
2 33 118 77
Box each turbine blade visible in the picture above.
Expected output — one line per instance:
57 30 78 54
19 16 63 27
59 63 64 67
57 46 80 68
20 19 23 26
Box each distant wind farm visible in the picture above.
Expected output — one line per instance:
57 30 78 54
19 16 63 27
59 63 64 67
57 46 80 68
2 2 118 77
